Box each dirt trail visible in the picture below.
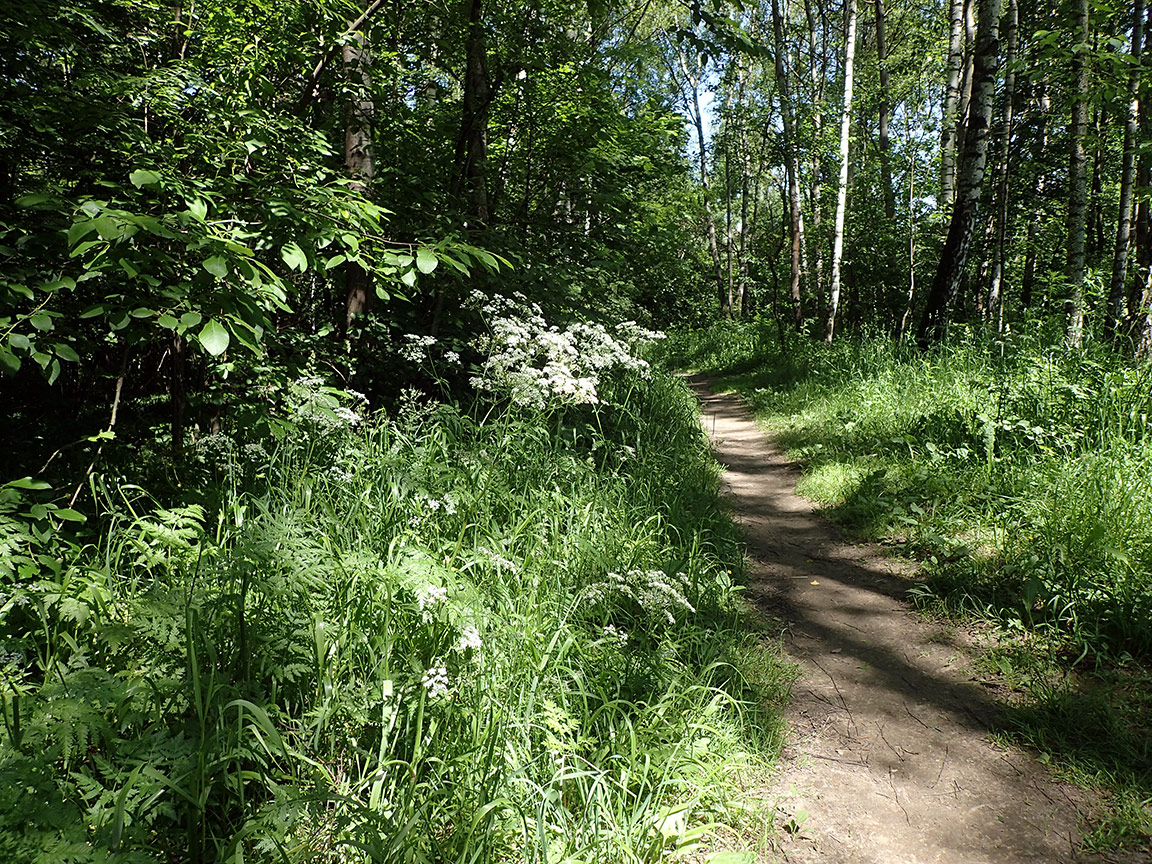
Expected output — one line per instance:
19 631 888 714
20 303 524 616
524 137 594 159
689 377 1136 864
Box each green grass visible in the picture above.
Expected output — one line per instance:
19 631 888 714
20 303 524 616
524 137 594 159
661 318 1152 853
0 369 794 862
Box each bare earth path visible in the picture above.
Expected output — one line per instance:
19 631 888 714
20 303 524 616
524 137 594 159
689 377 1138 864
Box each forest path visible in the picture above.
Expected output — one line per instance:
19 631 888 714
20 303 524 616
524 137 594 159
688 376 1133 864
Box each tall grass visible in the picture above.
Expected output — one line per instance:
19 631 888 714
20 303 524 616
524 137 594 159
0 370 792 861
661 318 1152 850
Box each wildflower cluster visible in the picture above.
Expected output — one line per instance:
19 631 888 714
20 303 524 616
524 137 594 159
285 375 366 433
469 293 664 409
581 568 697 625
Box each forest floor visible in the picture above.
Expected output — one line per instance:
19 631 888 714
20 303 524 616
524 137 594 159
688 376 1143 864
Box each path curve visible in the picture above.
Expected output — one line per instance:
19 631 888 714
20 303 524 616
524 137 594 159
689 377 1134 864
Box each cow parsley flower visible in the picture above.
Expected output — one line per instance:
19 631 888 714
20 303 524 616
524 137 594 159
421 665 450 698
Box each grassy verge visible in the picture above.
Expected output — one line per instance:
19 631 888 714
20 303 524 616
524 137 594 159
0 369 793 862
660 318 1152 853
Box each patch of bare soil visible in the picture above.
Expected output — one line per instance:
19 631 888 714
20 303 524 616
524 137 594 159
689 376 1140 864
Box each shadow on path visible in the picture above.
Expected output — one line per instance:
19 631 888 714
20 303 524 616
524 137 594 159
687 375 1138 864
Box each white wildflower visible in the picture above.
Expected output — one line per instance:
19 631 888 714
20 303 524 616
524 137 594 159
420 665 450 698
456 625 483 652
415 585 447 621
603 624 628 646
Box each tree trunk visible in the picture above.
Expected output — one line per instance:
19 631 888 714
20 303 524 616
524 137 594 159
1106 0 1145 343
803 0 827 308
941 0 967 207
681 49 726 315
1128 11 1152 350
874 0 895 220
1020 80 1050 309
771 0 806 329
987 0 1018 330
826 0 859 342
1064 0 1090 349
453 0 491 223
917 0 1001 348
342 28 375 335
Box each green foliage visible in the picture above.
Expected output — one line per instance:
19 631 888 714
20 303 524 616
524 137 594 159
0 368 792 861
665 318 1152 851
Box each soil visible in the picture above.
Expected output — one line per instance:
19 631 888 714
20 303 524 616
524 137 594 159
689 376 1141 864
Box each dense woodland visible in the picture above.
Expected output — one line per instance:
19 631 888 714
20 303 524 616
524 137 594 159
1 0 1151 860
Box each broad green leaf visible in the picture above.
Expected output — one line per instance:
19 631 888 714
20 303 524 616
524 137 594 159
32 351 50 369
400 269 417 288
92 215 121 240
9 333 30 351
29 312 53 331
0 348 19 374
47 358 60 384
130 307 155 319
203 256 228 278
6 477 50 490
281 242 308 272
68 220 97 246
416 247 438 274
198 319 230 356
325 254 346 270
53 508 86 523
39 277 75 293
157 314 178 330
180 311 202 328
129 169 161 188
186 199 208 221
79 305 105 318
53 343 80 362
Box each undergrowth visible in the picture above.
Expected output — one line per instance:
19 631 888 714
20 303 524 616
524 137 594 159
661 317 1152 853
0 366 794 861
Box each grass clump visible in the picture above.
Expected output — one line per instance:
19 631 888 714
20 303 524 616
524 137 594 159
661 317 1152 852
0 365 793 861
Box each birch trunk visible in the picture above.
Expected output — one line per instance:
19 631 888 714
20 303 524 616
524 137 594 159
826 0 859 342
1106 0 1145 343
875 0 895 220
940 0 967 207
342 28 375 334
987 0 1018 330
917 0 1001 347
772 0 806 329
1064 0 1090 349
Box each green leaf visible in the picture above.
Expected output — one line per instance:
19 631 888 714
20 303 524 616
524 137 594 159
325 254 346 270
53 343 80 362
416 247 438 274
67 221 97 246
79 305 105 318
198 319 230 356
400 269 417 288
47 358 60 385
6 477 51 490
39 277 76 293
0 348 19 375
158 314 178 330
281 242 308 272
9 333 30 351
203 256 228 278
29 312 54 331
53 508 86 523
186 199 209 221
705 853 754 864
180 311 202 328
129 169 162 188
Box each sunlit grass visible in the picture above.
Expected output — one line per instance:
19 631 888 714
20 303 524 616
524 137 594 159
661 319 1152 853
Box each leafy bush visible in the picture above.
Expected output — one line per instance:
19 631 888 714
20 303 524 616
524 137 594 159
0 354 792 861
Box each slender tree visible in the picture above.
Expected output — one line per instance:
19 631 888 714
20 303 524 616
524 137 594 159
826 0 859 341
772 0 807 329
917 0 1001 347
986 0 1018 330
1107 0 1146 343
1064 0 1090 348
